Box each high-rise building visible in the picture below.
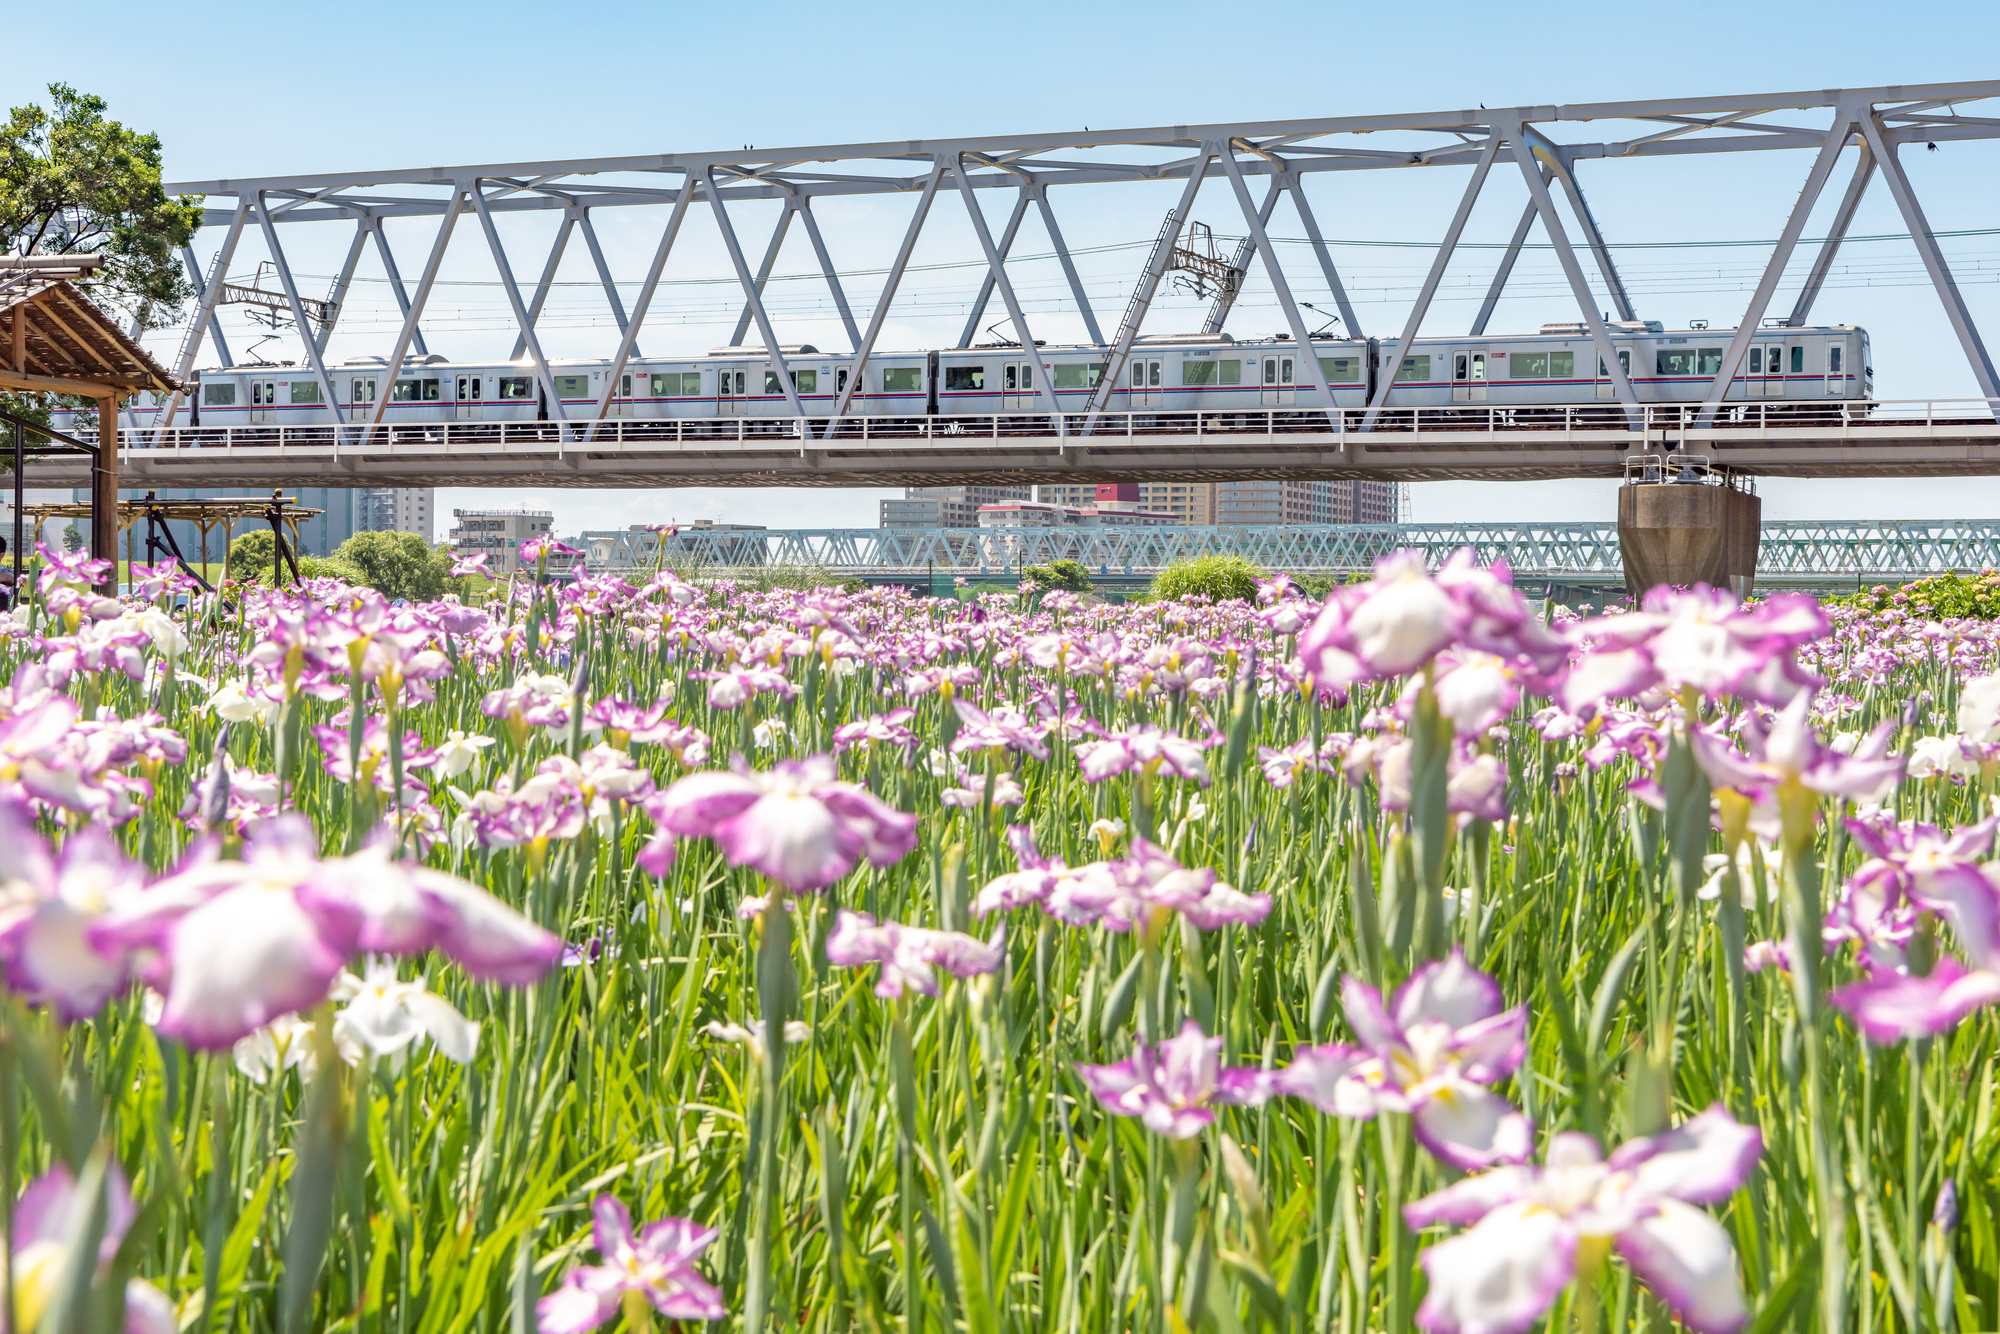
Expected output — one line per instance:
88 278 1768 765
1210 480 1401 525
880 484 1032 528
357 488 436 541
449 508 555 574
1034 483 1215 524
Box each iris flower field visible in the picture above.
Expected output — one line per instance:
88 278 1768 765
2 537 1998 1334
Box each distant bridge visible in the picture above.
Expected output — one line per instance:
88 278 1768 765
574 519 2000 590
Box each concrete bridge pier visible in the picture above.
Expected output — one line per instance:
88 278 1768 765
1616 459 1760 600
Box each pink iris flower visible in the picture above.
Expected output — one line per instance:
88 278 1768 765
831 709 917 754
950 698 1051 760
89 817 560 1048
11 1163 175 1333
0 802 150 1020
1562 585 1828 713
1074 724 1213 786
1075 1019 1272 1140
1404 1107 1762 1334
824 909 1003 998
1689 692 1903 815
643 756 918 891
1277 950 1532 1172
536 1195 724 1332
448 552 490 578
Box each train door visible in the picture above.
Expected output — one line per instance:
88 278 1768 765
611 373 633 417
454 375 481 420
1002 361 1036 410
1825 342 1844 395
349 377 375 424
1259 354 1292 406
249 379 276 423
1596 349 1629 400
718 365 749 415
1452 349 1488 403
1131 357 1164 408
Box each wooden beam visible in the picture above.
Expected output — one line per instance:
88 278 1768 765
27 294 96 367
8 308 20 373
93 396 119 592
0 369 119 396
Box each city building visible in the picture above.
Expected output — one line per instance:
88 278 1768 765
449 508 554 574
1035 482 1215 525
881 484 1032 528
978 485 1180 529
356 488 436 541
575 520 767 570
1210 480 1403 525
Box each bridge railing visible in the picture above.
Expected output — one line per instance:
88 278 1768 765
80 398 2000 453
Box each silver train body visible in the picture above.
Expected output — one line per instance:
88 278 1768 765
93 322 1873 430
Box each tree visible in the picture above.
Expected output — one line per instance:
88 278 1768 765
1022 559 1093 594
1 85 203 331
226 528 274 581
61 522 81 553
333 531 452 602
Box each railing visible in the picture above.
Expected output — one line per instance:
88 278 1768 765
53 398 2000 454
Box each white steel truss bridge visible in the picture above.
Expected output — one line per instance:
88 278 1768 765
582 520 2000 588
137 80 2000 470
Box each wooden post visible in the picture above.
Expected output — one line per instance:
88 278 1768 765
93 394 119 592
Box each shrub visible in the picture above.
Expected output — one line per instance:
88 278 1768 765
1827 570 2000 620
1148 552 1264 604
1022 559 1093 594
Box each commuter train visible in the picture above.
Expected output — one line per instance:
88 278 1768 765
97 321 1873 431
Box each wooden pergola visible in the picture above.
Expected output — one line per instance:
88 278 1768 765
1 255 179 588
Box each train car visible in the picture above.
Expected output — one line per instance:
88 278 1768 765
68 320 1869 437
1377 322 1869 410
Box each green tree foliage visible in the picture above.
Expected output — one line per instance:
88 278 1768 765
1021 559 1093 594
1828 569 2000 619
333 531 453 601
1148 552 1264 603
61 522 81 553
226 528 275 580
1 84 202 330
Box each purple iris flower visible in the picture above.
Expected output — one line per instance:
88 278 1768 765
1404 1107 1763 1334
1562 585 1828 712
1074 1019 1272 1140
1279 950 1532 1172
11 1162 175 1332
536 1195 724 1332
950 698 1052 760
1074 724 1213 786
644 755 917 891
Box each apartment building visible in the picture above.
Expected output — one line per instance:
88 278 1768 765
449 508 554 574
880 485 1033 528
357 488 437 541
1035 482 1215 524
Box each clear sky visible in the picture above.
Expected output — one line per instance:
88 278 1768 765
9 1 1999 538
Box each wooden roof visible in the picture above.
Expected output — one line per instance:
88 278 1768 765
0 274 179 398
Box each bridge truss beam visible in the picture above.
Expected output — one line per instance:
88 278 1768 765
152 82 2000 446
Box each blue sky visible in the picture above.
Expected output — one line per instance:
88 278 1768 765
9 1 2000 537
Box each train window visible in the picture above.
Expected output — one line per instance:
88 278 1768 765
1219 360 1240 385
352 378 376 403
1598 351 1630 375
945 366 985 392
650 372 700 396
1748 348 1762 374
202 383 236 406
1182 361 1217 386
1656 350 1698 377
1512 352 1547 378
1318 357 1361 383
883 367 923 393
1829 346 1843 373
289 382 322 404
1790 346 1804 373
1053 363 1105 389
1394 356 1430 382
392 378 441 401
763 369 817 394
1697 348 1724 375
499 377 533 399
555 375 591 397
